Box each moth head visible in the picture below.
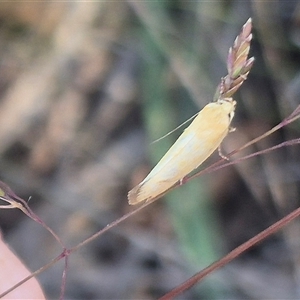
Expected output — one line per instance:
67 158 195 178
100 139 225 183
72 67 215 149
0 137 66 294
216 97 236 121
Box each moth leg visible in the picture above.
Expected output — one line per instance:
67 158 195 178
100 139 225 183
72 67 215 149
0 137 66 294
218 145 229 160
219 77 225 95
179 176 188 185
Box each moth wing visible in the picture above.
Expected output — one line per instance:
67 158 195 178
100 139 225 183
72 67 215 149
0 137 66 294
128 102 234 204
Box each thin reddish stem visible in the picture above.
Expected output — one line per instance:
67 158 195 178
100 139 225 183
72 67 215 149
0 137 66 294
159 206 300 300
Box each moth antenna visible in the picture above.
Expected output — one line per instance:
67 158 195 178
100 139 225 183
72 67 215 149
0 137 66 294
151 112 199 144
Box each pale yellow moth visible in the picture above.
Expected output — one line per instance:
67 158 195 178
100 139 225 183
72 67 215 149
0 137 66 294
128 97 236 205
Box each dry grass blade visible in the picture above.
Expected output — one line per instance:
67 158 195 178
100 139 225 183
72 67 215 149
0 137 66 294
214 18 254 100
0 181 65 248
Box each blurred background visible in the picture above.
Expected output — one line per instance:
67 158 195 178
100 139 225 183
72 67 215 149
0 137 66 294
0 1 300 299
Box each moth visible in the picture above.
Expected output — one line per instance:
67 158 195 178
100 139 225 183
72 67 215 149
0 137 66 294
128 97 236 205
